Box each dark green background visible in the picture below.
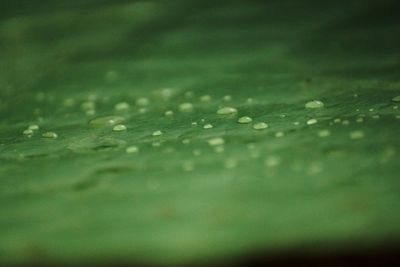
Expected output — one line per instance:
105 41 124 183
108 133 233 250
0 0 400 265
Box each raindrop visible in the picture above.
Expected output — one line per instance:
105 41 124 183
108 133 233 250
203 124 213 129
113 124 127 132
191 122 198 127
208 137 225 146
114 102 130 111
238 116 252 124
42 131 58 139
217 107 238 115
152 130 163 136
356 117 364 123
253 122 268 130
89 116 125 127
350 130 364 140
305 100 324 109
306 118 318 125
126 146 139 154
318 129 331 137
28 125 39 131
200 95 211 102
223 95 232 101
136 97 149 106
179 102 193 112
165 110 174 116
23 129 34 136
392 96 400 102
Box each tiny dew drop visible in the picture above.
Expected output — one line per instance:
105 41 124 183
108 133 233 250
42 131 58 139
23 129 34 136
136 97 149 106
113 124 127 132
164 110 174 116
89 115 125 127
179 102 193 112
318 129 331 137
217 107 238 115
126 146 139 154
392 96 400 102
223 95 232 101
200 95 211 102
28 124 39 131
306 118 318 125
152 130 163 136
238 116 252 124
208 137 225 146
253 122 268 130
350 130 365 140
114 102 130 111
305 100 324 109
203 123 213 129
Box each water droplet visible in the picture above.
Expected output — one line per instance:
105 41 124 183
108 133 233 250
182 139 190 145
179 102 193 112
42 131 58 139
393 105 399 110
152 130 163 136
334 118 341 123
208 137 225 146
275 131 284 138
136 97 149 106
191 122 198 127
371 114 380 119
126 146 139 154
306 118 318 125
203 123 213 129
200 95 211 102
369 108 374 112
305 100 324 109
28 125 39 131
238 116 252 124
217 107 238 115
223 95 232 101
392 96 400 102
350 130 364 140
165 110 174 116
253 122 268 130
89 116 125 127
293 121 300 126
114 102 130 111
113 124 127 132
23 129 34 136
318 129 331 137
